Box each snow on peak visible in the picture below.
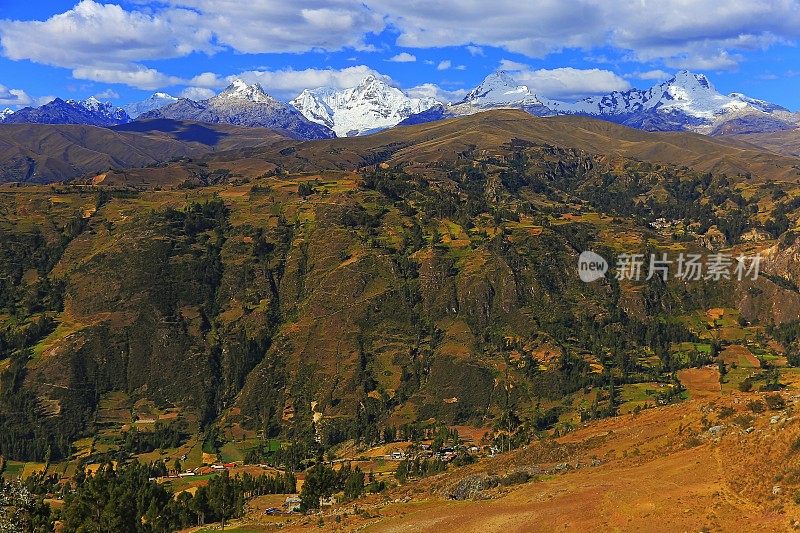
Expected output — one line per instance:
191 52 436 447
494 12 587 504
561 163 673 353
548 69 764 120
0 108 13 122
217 79 273 103
72 96 130 122
123 92 179 118
82 96 103 110
669 70 713 90
651 70 735 117
291 88 335 129
459 70 542 107
291 76 439 137
356 74 381 87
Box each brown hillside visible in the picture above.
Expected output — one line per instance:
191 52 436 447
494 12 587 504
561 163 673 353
729 128 800 158
0 120 286 184
205 110 800 182
280 390 800 532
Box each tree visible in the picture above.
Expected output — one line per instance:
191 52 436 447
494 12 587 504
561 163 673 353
298 182 314 197
205 471 238 529
787 346 800 367
299 464 337 511
394 460 408 483
343 467 365 500
0 479 52 533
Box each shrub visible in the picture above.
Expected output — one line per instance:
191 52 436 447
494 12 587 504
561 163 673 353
732 414 755 428
718 406 736 419
765 394 786 411
790 437 800 454
499 471 532 486
747 400 765 413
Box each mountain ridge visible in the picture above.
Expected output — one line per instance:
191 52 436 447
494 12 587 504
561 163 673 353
0 119 288 183
291 75 439 136
2 71 797 138
140 79 334 140
401 70 799 134
3 97 131 127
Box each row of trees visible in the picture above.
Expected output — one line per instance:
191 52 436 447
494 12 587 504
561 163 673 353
299 462 384 511
0 458 297 532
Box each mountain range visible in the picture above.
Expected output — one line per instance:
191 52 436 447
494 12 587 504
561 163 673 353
1 70 797 138
401 70 799 134
2 96 131 127
138 79 334 140
290 75 439 137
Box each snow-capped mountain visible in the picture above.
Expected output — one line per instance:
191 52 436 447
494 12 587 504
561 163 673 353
546 71 796 133
291 75 439 137
123 92 178 119
140 79 334 140
3 97 131 126
398 71 550 126
6 70 794 137
457 71 544 110
78 96 130 124
401 70 798 134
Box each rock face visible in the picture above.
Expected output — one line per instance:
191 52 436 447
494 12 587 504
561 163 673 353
4 97 131 126
401 70 798 134
122 92 178 118
449 474 500 500
140 79 334 140
291 75 438 137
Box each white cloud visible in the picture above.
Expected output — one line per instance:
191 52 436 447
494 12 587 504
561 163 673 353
373 1 606 57
0 1 212 68
162 0 383 54
36 96 56 106
0 85 31 106
188 72 228 88
388 52 417 62
72 66 181 90
93 89 120 100
499 63 631 100
625 69 671 81
371 0 800 68
4 0 800 91
498 59 529 71
0 0 212 89
180 87 216 100
437 60 452 71
664 50 742 72
407 83 466 103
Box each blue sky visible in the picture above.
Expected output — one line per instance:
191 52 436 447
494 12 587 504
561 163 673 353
1 0 800 109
